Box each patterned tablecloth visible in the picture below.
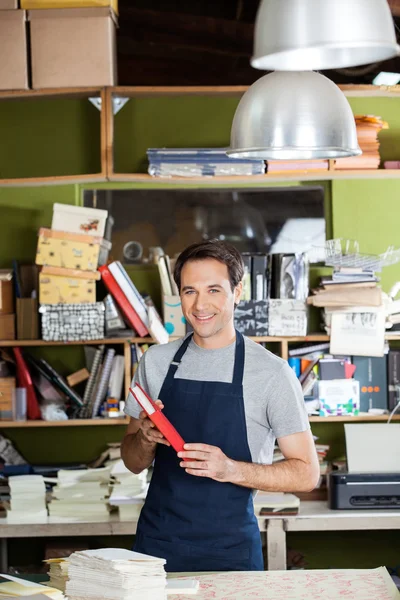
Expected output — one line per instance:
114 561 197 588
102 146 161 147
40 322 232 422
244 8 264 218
171 568 400 600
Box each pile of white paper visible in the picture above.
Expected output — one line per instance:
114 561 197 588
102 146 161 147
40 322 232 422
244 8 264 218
48 468 111 522
0 574 64 600
109 461 148 521
7 475 47 524
66 548 167 600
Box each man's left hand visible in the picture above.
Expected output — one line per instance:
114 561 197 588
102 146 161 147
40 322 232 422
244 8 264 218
178 444 239 483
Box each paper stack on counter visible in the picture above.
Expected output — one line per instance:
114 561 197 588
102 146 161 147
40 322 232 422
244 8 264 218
43 559 69 592
109 460 149 521
6 475 47 524
253 492 300 516
66 548 167 600
48 468 111 522
0 574 64 600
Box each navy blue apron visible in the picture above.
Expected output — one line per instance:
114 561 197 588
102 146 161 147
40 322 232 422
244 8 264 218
134 331 263 572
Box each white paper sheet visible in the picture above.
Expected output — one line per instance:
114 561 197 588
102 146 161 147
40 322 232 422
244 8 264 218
330 308 386 357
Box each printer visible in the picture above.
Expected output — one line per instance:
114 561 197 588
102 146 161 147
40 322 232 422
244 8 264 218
329 423 400 510
329 471 400 510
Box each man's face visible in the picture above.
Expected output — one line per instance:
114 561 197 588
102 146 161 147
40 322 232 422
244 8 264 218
180 258 242 340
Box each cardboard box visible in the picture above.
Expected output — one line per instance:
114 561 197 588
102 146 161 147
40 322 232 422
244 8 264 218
17 297 39 340
319 379 360 417
0 10 28 90
0 271 14 314
163 295 186 337
39 266 99 305
0 314 16 340
36 228 103 271
29 7 117 88
0 377 16 420
51 204 108 238
22 0 117 12
40 302 105 341
0 1 18 8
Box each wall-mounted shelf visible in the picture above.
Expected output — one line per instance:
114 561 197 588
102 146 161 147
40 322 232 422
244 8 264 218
0 418 129 428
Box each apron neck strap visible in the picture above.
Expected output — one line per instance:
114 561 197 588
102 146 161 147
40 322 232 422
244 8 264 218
165 330 245 386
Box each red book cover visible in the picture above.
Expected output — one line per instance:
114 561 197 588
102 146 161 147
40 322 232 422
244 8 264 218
130 384 185 454
98 265 148 337
13 348 41 420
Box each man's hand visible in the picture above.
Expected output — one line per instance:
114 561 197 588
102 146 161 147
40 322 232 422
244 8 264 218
138 401 170 447
178 443 239 483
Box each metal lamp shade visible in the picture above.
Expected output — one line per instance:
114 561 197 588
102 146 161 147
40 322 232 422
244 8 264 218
251 0 400 71
227 71 361 160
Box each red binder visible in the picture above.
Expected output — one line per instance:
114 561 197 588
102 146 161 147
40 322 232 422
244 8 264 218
130 384 185 453
98 265 148 338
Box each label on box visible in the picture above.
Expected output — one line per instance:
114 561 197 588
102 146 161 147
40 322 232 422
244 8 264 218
163 295 186 337
319 379 360 417
268 299 307 337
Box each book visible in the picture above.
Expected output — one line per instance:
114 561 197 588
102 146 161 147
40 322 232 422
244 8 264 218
108 262 149 329
98 265 148 338
91 348 116 418
129 384 185 453
37 357 84 409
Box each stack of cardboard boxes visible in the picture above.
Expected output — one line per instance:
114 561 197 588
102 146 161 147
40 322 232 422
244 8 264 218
36 203 112 341
0 0 118 91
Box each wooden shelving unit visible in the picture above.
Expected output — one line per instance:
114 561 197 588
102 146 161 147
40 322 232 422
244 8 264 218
0 83 398 186
1 333 399 427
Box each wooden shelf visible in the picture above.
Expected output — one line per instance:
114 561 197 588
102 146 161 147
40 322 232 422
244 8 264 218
0 418 129 428
0 338 137 347
106 170 400 185
309 415 400 422
0 87 102 101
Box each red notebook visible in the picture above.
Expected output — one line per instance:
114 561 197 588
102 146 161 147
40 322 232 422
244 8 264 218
130 384 185 453
98 265 148 338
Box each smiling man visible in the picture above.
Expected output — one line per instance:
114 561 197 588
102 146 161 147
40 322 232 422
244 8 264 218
122 239 319 573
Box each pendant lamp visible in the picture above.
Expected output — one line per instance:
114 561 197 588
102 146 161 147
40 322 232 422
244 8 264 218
252 0 400 71
227 71 361 160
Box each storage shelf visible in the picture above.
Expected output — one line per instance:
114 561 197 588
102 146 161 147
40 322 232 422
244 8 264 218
107 170 400 185
0 338 139 347
0 418 129 428
309 415 400 422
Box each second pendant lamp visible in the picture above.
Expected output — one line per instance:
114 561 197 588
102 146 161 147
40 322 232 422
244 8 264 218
227 71 361 161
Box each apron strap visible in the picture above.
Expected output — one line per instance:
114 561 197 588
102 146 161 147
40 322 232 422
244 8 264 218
163 333 193 389
232 330 245 387
163 331 245 389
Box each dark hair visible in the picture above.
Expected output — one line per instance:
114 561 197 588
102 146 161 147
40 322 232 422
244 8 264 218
173 239 244 292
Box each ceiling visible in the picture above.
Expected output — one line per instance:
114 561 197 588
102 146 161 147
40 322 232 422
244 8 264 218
117 0 400 86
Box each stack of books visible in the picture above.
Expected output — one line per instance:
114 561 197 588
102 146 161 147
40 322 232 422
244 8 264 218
99 261 169 344
65 548 167 600
7 475 47 524
147 148 266 178
109 460 149 522
48 468 110 522
335 115 388 170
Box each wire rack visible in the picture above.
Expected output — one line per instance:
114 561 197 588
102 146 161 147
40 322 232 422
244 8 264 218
321 239 400 272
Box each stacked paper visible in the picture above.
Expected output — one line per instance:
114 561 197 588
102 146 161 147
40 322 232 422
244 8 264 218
66 548 167 600
109 460 148 521
44 558 69 592
7 475 47 524
48 468 111 522
0 574 64 600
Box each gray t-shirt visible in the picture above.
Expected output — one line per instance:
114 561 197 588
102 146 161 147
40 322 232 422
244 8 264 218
125 335 310 465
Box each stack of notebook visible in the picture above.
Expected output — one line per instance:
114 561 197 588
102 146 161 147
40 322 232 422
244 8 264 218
66 548 167 600
7 475 47 524
147 148 266 177
48 468 110 522
335 115 388 170
109 460 149 521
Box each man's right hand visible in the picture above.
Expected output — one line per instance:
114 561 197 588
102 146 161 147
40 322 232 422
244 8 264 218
138 400 171 447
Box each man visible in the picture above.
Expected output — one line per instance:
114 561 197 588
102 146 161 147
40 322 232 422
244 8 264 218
122 240 319 573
